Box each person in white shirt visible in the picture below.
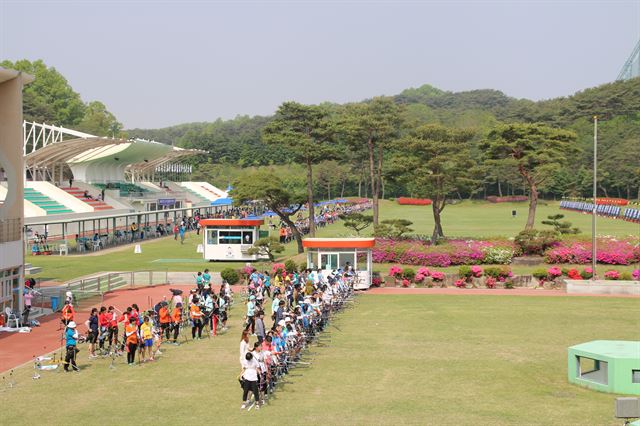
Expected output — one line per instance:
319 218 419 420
239 330 250 366
240 352 261 409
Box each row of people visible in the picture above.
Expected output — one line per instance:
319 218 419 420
238 269 356 409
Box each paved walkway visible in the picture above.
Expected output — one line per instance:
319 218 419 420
0 283 195 373
368 286 640 297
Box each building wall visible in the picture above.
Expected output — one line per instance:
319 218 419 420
0 69 31 314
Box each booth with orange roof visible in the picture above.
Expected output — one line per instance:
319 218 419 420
200 218 268 261
302 238 375 290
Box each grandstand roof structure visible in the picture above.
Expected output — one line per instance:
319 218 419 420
617 39 640 81
23 121 204 183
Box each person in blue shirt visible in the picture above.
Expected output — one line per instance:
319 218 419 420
64 321 80 372
246 295 256 334
196 272 204 290
179 225 186 244
263 271 271 298
203 269 211 286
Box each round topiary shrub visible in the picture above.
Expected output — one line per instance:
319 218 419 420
403 267 416 282
221 268 240 285
284 259 298 274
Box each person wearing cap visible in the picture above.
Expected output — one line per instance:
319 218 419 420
64 321 80 372
245 295 256 335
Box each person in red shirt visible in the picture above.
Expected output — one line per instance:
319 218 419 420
98 306 109 351
60 301 75 326
107 306 119 349
158 304 171 341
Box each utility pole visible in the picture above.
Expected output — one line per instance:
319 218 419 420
591 116 598 280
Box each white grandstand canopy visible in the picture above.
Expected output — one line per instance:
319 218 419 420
23 121 205 183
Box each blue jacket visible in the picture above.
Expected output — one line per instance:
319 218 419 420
65 327 77 346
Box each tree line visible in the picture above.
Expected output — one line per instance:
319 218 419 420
4 59 639 241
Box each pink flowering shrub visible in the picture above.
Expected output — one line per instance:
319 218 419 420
580 267 593 279
388 265 403 278
545 238 640 265
471 265 483 277
633 270 640 281
431 271 445 282
372 238 515 267
454 279 466 288
485 276 497 289
547 266 562 278
414 273 426 283
417 267 431 277
401 278 410 288
604 270 621 280
271 263 285 274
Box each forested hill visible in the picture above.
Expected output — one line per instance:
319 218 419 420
128 79 640 150
3 58 638 198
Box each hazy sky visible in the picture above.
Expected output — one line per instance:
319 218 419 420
1 1 639 129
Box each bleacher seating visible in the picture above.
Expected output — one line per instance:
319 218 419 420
23 187 73 215
94 183 149 197
62 187 113 211
560 200 640 222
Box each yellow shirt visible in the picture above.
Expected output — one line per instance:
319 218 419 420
141 322 153 340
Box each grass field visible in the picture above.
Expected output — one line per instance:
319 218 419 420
30 199 639 283
2 293 638 425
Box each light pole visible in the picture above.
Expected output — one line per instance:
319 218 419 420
591 116 598 280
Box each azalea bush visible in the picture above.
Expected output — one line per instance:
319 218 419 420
272 263 286 274
431 271 445 282
580 267 593 279
388 265 403 278
633 269 640 280
371 277 382 287
373 238 515 267
485 276 497 289
566 268 582 280
604 270 621 280
545 238 640 265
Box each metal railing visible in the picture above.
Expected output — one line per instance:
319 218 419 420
34 270 169 312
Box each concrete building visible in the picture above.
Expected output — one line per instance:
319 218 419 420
0 67 33 315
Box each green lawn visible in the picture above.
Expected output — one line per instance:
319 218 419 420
3 294 638 424
29 199 639 283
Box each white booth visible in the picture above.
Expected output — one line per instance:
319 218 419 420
302 238 375 290
201 218 268 261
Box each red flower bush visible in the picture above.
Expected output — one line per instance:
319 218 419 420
397 197 432 205
567 268 582 280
